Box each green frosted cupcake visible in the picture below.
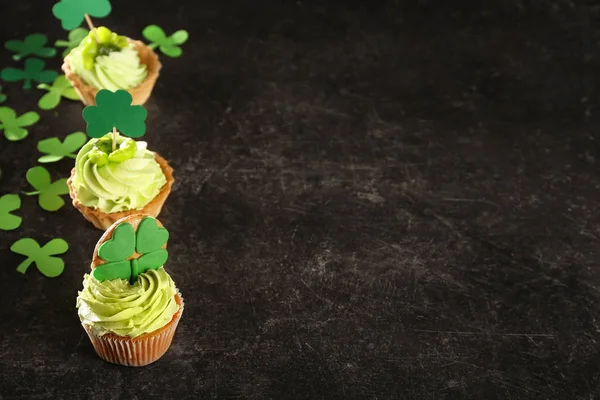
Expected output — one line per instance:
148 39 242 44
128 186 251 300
67 132 174 230
77 214 184 366
73 133 166 213
62 27 161 105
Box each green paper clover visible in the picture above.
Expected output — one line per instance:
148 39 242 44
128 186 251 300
52 0 112 30
24 166 69 211
37 131 87 163
94 216 169 283
142 25 188 58
12 238 68 278
37 75 79 110
0 86 7 104
55 27 89 57
0 107 40 141
82 89 147 138
0 194 22 231
1 58 58 90
5 34 57 61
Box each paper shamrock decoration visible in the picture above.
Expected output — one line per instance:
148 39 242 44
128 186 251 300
52 0 112 30
142 25 189 58
12 238 68 278
24 166 69 211
0 194 22 231
0 86 6 104
0 107 40 141
5 34 57 61
94 217 169 283
83 90 147 138
1 58 58 89
37 75 80 110
37 132 87 163
55 27 89 57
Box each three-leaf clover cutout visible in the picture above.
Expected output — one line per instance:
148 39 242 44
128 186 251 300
142 25 189 58
0 107 40 141
0 86 7 104
24 166 69 211
53 0 112 30
83 90 147 138
37 75 80 110
55 28 89 57
37 132 87 163
1 58 58 89
5 34 57 61
12 238 68 278
0 194 22 231
94 217 169 283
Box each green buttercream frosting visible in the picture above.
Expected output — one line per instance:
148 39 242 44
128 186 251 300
72 133 167 213
69 27 148 91
77 268 179 337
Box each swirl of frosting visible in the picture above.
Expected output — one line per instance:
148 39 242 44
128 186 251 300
70 45 148 91
77 268 180 337
73 134 167 213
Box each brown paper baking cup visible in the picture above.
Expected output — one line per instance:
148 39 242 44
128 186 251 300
67 152 174 230
83 293 184 367
62 39 161 105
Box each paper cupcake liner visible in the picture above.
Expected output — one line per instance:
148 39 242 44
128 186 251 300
83 292 184 367
67 152 174 230
62 39 161 106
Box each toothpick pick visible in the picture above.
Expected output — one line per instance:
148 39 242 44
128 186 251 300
112 127 117 152
84 13 100 43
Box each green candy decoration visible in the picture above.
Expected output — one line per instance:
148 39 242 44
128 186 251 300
12 238 69 278
92 134 113 154
0 86 6 104
136 250 168 273
87 134 136 166
87 149 109 166
98 222 135 262
136 216 169 254
93 260 130 281
0 107 40 141
37 75 80 110
5 34 57 61
55 28 89 57
83 89 147 138
93 216 169 283
52 0 112 30
79 27 128 70
108 138 136 162
1 58 58 90
87 134 112 165
142 25 188 58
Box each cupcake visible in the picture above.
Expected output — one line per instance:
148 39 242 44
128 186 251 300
63 26 160 105
67 132 174 230
76 214 183 366
68 88 174 230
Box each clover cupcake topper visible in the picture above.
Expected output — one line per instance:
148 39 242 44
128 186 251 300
93 215 169 284
82 89 147 151
53 0 111 32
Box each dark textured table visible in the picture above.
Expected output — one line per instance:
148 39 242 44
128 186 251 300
1 1 600 399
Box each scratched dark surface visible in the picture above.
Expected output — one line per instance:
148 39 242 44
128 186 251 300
1 0 600 399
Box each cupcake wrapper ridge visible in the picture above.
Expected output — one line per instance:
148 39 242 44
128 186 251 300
83 292 184 367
